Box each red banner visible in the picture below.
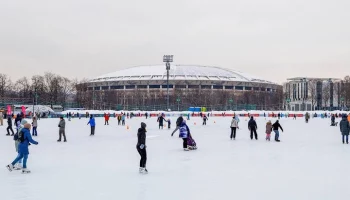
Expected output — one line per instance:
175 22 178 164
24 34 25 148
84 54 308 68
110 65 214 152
7 105 11 115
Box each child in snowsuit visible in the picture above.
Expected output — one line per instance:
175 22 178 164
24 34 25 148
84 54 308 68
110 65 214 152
167 119 171 129
265 120 272 141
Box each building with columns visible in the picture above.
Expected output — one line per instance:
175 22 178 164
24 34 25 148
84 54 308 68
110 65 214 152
284 77 342 111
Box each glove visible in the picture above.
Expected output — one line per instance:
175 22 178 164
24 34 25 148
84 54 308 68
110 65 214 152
140 144 145 149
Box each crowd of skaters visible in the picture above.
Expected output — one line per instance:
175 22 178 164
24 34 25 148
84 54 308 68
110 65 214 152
3 109 350 174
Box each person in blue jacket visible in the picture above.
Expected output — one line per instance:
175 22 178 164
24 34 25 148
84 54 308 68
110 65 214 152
87 115 96 136
6 123 38 173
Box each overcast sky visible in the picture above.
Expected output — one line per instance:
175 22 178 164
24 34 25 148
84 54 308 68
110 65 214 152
0 0 349 84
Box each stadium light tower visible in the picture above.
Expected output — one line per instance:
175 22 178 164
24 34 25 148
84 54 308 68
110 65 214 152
163 55 173 111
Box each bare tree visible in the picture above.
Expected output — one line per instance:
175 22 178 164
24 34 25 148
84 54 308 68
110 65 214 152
322 83 331 109
308 80 317 110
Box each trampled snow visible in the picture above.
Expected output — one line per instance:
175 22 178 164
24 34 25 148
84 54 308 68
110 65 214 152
0 116 349 200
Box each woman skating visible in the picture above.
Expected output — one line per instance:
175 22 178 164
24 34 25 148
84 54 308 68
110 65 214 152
230 116 239 140
137 122 148 174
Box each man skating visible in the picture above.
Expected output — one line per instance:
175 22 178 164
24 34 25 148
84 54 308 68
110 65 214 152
87 115 96 136
272 120 284 142
248 116 258 140
339 115 349 144
57 116 67 142
6 116 15 136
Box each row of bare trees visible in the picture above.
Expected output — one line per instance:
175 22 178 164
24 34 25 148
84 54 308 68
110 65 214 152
0 73 78 110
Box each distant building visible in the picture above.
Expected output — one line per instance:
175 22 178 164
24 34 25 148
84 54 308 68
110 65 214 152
284 77 343 111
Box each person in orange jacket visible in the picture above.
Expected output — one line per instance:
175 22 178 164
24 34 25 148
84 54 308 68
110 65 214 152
104 113 110 125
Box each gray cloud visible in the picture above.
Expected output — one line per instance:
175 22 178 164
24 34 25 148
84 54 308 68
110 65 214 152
0 0 349 83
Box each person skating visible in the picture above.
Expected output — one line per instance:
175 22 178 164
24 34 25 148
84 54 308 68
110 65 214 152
12 119 29 170
121 114 126 126
57 116 67 142
104 113 110 125
14 114 22 134
248 116 258 140
202 115 208 125
265 120 272 141
331 114 337 126
179 120 190 151
117 114 122 125
339 115 350 144
136 122 148 174
0 111 3 126
230 116 239 140
32 116 38 136
157 114 166 129
6 116 15 136
87 115 96 136
167 119 171 129
171 116 184 136
6 123 38 174
305 112 310 123
272 120 284 142
293 114 296 120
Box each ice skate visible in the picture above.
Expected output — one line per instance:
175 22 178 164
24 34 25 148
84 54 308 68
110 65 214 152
143 168 148 174
139 167 143 173
14 163 22 170
184 148 189 151
6 164 14 172
22 168 31 174
57 140 61 142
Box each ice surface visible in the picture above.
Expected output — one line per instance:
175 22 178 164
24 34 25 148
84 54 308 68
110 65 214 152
1 116 349 200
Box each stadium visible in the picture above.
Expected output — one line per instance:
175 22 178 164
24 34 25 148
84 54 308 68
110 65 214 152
78 65 283 111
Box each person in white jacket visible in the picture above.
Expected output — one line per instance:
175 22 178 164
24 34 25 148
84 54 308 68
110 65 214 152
230 116 239 140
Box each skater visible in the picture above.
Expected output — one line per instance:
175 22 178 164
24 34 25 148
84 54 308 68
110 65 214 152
32 116 38 136
248 116 258 140
117 114 122 125
331 114 337 126
272 120 284 142
104 113 110 125
278 113 281 119
122 114 126 126
68 112 72 121
265 120 272 141
179 120 190 151
57 116 67 142
12 118 28 170
340 115 350 144
230 116 239 140
145 112 148 119
157 114 166 129
293 114 296 120
305 112 310 123
6 123 39 174
171 116 184 136
87 115 96 136
136 122 148 174
0 111 3 126
14 114 22 134
6 116 15 136
167 119 171 129
202 115 208 125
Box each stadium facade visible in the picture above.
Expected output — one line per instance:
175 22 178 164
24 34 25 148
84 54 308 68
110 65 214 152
77 65 283 111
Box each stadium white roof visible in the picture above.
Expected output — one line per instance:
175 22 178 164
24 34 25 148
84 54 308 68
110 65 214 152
90 65 275 84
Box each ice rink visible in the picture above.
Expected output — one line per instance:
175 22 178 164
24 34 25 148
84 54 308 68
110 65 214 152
1 116 349 200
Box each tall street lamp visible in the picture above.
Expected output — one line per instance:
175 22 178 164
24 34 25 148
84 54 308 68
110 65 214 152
163 55 173 111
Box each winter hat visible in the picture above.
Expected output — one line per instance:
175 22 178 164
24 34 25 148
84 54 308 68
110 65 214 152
141 122 146 128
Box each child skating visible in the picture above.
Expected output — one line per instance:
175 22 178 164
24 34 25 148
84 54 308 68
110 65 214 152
265 120 272 141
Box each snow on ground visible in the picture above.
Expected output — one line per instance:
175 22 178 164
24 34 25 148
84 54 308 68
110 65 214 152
0 116 349 200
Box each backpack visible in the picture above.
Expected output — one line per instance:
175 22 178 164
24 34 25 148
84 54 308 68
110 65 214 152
14 130 25 143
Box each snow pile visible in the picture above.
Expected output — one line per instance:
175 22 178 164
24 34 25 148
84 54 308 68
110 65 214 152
26 105 55 114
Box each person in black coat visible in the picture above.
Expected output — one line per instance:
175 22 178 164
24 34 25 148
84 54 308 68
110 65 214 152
157 115 166 129
248 116 258 140
136 122 148 174
6 117 15 136
171 116 184 136
272 120 284 142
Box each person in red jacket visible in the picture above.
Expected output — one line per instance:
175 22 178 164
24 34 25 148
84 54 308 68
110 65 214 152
104 113 110 125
